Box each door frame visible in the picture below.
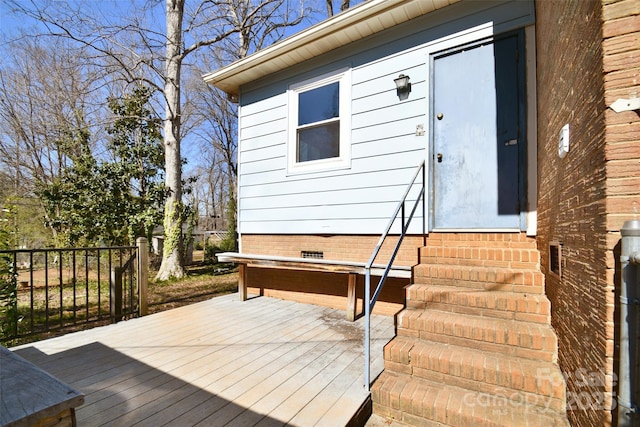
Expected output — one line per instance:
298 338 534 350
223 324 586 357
427 29 528 232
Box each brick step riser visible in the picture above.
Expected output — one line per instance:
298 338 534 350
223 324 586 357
405 287 551 324
383 343 566 412
420 246 539 263
413 267 545 294
422 233 536 246
397 314 558 359
412 277 545 294
397 312 557 354
396 311 558 363
419 259 540 271
420 240 538 247
418 240 539 252
397 327 557 363
406 299 550 324
414 264 544 284
372 373 570 427
382 359 565 413
372 391 568 427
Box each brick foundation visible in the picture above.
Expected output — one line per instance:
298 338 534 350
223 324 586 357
239 234 422 316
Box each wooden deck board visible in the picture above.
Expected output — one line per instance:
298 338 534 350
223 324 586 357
11 293 396 426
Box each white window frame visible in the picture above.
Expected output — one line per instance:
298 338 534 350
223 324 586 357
287 68 351 175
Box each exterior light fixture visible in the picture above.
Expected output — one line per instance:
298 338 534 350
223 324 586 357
394 74 411 100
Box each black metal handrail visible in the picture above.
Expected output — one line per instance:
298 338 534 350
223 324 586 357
364 160 426 390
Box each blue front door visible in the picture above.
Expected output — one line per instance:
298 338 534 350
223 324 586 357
431 32 525 230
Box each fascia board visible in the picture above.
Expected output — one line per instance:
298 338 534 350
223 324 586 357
203 0 459 97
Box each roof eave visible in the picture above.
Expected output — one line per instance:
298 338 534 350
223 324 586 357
203 0 460 97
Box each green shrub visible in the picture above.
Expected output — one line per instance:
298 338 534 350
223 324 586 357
0 208 18 342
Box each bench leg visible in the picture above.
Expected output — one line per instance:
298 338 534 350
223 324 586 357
347 273 357 321
239 263 248 301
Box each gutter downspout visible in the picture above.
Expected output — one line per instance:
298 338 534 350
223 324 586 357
619 219 640 426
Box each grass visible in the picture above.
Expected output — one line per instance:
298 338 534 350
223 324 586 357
2 262 238 347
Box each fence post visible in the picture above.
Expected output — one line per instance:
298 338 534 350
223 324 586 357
137 237 149 316
110 268 123 322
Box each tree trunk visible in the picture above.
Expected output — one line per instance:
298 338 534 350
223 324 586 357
326 0 334 17
156 0 185 280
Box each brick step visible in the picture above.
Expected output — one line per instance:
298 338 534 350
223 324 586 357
419 244 540 269
397 309 558 362
413 264 545 294
422 232 537 248
384 337 566 412
406 284 550 324
372 371 570 427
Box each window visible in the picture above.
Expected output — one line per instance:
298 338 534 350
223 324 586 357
288 69 351 174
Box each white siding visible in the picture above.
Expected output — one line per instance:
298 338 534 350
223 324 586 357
235 0 534 235
237 45 427 235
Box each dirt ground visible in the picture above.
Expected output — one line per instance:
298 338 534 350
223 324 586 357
147 264 238 314
4 263 239 347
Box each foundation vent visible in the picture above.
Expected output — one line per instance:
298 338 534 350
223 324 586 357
302 251 323 259
550 241 562 278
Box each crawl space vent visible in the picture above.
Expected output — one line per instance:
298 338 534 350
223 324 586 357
550 241 562 278
302 251 323 259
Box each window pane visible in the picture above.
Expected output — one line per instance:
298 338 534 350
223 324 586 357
297 121 340 162
298 82 339 126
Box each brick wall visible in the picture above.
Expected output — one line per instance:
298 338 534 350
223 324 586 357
241 234 423 266
603 1 640 229
536 0 640 425
240 234 422 315
603 0 640 422
535 0 610 425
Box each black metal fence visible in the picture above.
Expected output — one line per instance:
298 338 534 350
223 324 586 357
0 242 148 344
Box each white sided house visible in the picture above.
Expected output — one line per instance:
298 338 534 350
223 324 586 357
206 0 538 310
203 0 640 425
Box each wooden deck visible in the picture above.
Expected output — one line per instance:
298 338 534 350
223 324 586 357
11 293 396 426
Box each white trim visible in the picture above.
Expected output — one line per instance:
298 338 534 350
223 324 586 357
525 24 537 236
423 21 495 53
426 24 534 232
202 0 459 96
237 104 244 244
286 68 352 175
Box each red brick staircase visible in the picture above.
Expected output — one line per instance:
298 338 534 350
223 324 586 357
371 233 570 426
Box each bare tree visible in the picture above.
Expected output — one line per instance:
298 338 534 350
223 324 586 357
4 0 311 279
0 38 105 185
159 0 310 278
326 0 350 16
0 36 109 242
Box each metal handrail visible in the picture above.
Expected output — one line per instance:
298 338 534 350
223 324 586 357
364 160 426 390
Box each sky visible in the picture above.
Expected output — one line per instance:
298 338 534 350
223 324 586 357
0 0 364 174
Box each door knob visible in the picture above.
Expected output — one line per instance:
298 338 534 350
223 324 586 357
436 153 443 163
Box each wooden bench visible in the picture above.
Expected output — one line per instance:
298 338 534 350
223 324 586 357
216 252 412 321
1 346 84 427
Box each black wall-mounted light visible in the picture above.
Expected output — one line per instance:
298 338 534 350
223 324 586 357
394 74 411 100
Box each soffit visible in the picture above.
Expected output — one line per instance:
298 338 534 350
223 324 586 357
202 0 461 97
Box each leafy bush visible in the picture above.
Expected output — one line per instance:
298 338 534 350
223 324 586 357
0 208 18 342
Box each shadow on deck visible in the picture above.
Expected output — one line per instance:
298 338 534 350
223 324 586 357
12 293 396 426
